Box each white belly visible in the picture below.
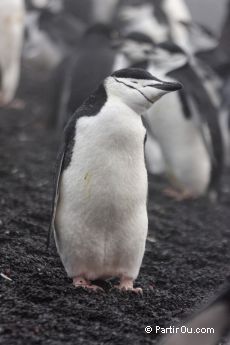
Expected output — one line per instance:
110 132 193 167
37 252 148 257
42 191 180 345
55 104 148 280
144 92 211 195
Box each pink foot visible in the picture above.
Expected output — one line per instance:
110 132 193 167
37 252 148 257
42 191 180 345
163 187 196 201
116 277 143 294
7 99 26 110
73 277 104 292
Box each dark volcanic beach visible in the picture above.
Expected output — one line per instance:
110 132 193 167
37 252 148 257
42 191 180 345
0 86 230 344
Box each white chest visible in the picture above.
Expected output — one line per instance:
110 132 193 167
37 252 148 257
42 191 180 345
56 100 149 280
60 100 148 218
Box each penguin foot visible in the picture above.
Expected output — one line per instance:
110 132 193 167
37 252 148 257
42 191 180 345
0 93 6 107
0 95 25 109
163 188 195 201
73 277 104 292
6 99 26 110
115 277 143 294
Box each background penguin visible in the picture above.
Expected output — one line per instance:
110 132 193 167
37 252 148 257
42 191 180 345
118 0 221 64
23 11 63 71
91 0 120 24
116 33 224 198
157 0 192 51
33 0 86 51
114 32 167 174
157 283 230 345
28 0 62 12
118 0 198 51
144 43 224 200
118 2 169 44
0 0 25 106
48 68 182 291
55 24 119 130
63 0 94 24
60 0 120 26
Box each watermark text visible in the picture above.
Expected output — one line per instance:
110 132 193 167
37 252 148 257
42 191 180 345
145 325 215 335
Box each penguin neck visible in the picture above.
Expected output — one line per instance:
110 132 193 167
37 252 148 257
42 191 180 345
82 34 110 49
108 94 147 119
131 60 149 70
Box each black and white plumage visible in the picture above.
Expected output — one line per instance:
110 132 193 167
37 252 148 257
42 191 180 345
118 2 169 44
118 0 221 60
27 0 62 13
118 0 193 48
157 283 230 345
24 12 63 71
145 43 224 198
48 68 182 291
117 33 223 198
60 0 120 25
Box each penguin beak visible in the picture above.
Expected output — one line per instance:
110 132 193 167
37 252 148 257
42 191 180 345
151 81 183 92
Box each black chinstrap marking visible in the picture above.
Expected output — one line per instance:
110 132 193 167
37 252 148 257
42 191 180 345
113 77 153 104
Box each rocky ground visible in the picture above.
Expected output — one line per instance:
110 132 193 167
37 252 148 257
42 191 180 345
0 76 230 345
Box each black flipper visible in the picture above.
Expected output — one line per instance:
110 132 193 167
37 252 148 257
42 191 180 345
158 284 230 345
47 147 65 249
46 111 79 249
47 83 108 248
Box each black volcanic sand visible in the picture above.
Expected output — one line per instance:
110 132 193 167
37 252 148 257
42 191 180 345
1 92 230 345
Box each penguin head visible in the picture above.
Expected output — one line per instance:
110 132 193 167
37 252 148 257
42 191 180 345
121 32 155 63
150 42 188 74
105 68 182 113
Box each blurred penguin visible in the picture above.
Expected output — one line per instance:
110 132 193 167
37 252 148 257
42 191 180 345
63 0 92 24
117 33 224 199
113 32 167 174
26 0 85 53
221 76 230 166
29 0 62 12
23 11 63 71
118 0 197 48
157 283 230 345
63 0 119 26
56 24 118 129
118 0 220 59
91 0 120 24
158 0 192 51
0 0 25 106
145 43 224 200
119 1 169 44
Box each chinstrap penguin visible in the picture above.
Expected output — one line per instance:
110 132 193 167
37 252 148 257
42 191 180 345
48 68 182 292
157 283 230 345
145 43 224 200
115 34 223 199
118 38 223 200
